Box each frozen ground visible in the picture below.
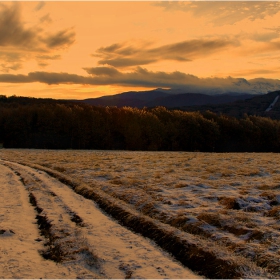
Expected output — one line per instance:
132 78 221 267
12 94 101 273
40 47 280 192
1 149 280 278
0 158 199 279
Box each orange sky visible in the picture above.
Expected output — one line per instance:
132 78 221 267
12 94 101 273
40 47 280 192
1 1 280 99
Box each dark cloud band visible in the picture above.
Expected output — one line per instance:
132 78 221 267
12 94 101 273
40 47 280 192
1 68 280 95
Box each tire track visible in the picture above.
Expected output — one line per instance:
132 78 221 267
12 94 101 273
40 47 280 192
3 160 200 279
3 161 102 279
5 160 275 279
0 162 85 279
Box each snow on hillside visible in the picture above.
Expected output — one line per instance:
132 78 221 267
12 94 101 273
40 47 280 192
265 95 279 112
1 149 280 278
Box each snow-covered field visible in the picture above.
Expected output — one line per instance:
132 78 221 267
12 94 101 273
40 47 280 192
1 149 280 278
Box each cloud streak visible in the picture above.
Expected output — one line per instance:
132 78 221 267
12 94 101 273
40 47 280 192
0 52 24 73
1 68 280 95
232 67 280 77
0 2 75 72
40 13 52 24
34 1 45 11
94 39 236 68
44 29 75 49
0 3 38 48
0 62 22 73
154 1 280 25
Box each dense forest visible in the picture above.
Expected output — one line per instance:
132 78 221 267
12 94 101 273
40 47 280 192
1 95 280 152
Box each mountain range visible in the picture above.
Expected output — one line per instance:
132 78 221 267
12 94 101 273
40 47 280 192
75 88 280 119
79 88 254 108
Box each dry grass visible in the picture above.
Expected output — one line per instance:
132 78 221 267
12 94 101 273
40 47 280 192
53 166 66 173
2 150 280 278
110 178 123 185
174 183 187 188
260 191 275 200
267 206 280 218
219 196 237 209
197 213 222 228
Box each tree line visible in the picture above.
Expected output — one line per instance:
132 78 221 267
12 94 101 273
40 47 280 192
1 95 280 152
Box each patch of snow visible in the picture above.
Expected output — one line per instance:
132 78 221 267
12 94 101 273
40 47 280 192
0 160 200 279
0 163 77 279
265 95 279 112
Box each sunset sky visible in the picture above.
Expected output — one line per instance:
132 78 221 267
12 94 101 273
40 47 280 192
1 1 280 99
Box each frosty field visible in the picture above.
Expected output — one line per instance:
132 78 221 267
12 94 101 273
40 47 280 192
1 149 280 278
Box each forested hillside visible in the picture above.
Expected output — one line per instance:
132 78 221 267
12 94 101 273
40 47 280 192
1 95 280 152
181 91 280 119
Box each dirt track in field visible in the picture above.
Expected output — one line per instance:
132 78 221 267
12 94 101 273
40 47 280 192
0 160 200 279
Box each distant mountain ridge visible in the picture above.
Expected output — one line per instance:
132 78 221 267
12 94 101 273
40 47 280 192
80 88 254 108
75 88 280 119
145 93 253 108
180 90 280 119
